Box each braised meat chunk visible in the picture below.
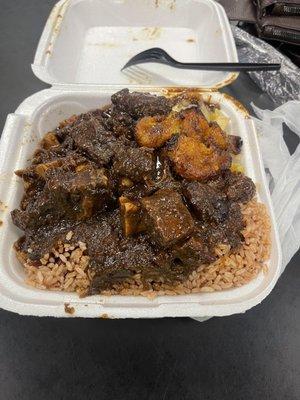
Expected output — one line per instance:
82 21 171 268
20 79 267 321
113 146 155 183
103 108 135 140
69 213 156 292
228 135 243 155
55 110 104 142
226 172 256 203
141 189 194 247
70 117 117 166
183 181 229 223
11 191 56 231
111 88 172 118
89 235 156 292
220 202 245 249
171 235 216 267
46 165 110 219
191 202 245 251
12 160 111 232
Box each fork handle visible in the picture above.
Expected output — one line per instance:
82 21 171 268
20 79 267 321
171 62 281 71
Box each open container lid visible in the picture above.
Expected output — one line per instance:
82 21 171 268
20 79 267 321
32 0 239 90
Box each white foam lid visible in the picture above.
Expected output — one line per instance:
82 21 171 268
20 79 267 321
32 0 239 89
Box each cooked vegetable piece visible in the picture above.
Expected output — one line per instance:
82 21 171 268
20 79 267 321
35 159 63 178
180 107 210 138
111 88 172 118
208 108 229 131
119 196 145 237
230 163 244 173
202 122 228 150
135 114 181 148
166 135 231 181
135 108 209 148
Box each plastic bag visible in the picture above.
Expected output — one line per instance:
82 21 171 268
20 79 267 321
193 101 300 322
232 25 300 267
252 101 300 270
193 24 300 321
232 25 300 105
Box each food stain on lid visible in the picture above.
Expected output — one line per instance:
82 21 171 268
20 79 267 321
0 201 7 211
21 124 37 146
155 0 176 10
99 313 110 319
45 47 52 57
213 74 239 90
142 27 162 40
170 0 176 10
222 93 250 117
87 42 119 48
64 303 75 315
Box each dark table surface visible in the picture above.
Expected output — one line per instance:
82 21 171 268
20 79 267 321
0 1 299 399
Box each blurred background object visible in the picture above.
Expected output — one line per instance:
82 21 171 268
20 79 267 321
232 25 300 104
218 0 300 104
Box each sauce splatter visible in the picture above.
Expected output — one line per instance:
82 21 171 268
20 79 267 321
64 303 75 315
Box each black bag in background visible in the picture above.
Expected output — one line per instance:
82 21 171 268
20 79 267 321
257 0 300 16
218 0 300 66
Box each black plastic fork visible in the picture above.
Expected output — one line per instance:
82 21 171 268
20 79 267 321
121 47 281 72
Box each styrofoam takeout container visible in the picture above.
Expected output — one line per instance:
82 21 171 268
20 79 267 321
0 0 281 318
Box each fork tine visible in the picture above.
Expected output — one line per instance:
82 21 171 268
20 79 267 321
121 48 166 70
121 57 156 70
